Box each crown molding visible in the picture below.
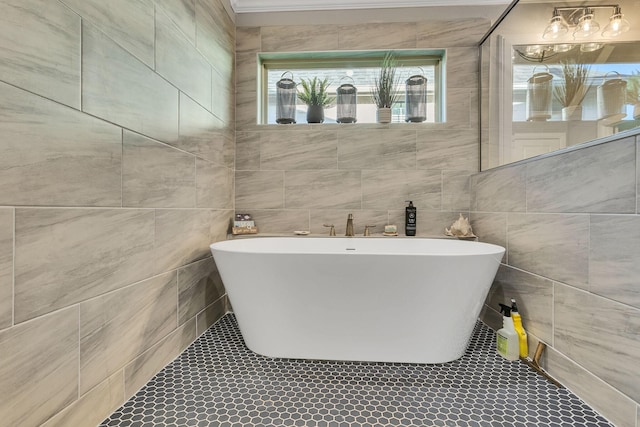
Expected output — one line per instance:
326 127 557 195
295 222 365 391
230 0 511 13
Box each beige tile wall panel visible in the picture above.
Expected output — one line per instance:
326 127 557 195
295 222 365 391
156 9 212 110
416 130 479 171
211 210 234 242
236 27 261 53
0 308 78 427
285 171 362 209
590 215 640 309
236 90 258 128
262 130 338 170
442 171 471 212
0 0 80 108
479 304 503 331
196 296 227 336
0 209 13 330
446 47 479 89
82 24 179 143
62 0 154 67
471 165 526 212
212 66 235 125
507 213 589 289
338 129 416 170
245 210 310 234
154 0 196 46
526 138 636 213
261 25 339 52
236 132 261 170
178 258 226 325
196 159 234 209
123 131 196 208
155 209 229 272
543 347 637 427
445 87 475 130
236 171 285 209
486 265 553 344
124 318 196 397
554 284 640 403
309 210 388 236
14 208 155 323
178 93 230 165
416 19 490 47
387 210 463 237
338 23 417 50
195 0 234 79
80 272 178 394
0 82 122 207
362 170 441 211
469 212 507 262
41 371 125 427
236 52 258 94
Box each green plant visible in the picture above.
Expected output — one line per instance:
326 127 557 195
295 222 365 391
626 70 640 104
297 77 334 107
372 52 400 108
553 60 591 107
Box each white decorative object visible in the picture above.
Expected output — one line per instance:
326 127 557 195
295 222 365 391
445 213 477 239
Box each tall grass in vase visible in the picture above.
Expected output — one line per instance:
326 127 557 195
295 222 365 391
372 52 400 123
554 61 591 121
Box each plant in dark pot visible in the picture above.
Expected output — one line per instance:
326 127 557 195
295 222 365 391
297 77 334 123
554 60 591 121
372 52 400 123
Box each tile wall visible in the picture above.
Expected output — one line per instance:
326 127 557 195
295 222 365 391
473 132 640 427
234 19 490 235
0 0 235 425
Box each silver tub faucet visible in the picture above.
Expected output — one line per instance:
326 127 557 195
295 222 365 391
346 213 354 236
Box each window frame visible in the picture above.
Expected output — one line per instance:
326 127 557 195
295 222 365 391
258 49 446 125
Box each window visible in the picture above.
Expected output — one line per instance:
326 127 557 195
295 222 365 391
259 50 445 124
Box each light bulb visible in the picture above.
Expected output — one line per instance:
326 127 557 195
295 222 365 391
542 10 568 40
573 8 600 39
602 7 630 38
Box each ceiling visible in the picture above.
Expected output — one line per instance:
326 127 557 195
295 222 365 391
230 0 512 13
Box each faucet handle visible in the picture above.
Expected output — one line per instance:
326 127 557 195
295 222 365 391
363 225 376 236
323 224 336 236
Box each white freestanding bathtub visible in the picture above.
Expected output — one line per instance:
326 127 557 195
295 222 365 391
210 237 505 364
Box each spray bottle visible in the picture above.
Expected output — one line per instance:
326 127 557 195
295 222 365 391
510 298 528 358
496 303 519 361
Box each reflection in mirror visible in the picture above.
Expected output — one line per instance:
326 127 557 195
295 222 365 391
480 0 640 170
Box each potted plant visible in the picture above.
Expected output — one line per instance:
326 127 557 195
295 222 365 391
626 70 640 120
554 60 591 121
372 52 400 123
297 77 334 123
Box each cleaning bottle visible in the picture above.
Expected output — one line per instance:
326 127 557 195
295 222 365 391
496 303 519 361
510 298 528 358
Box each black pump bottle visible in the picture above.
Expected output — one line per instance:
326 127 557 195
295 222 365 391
405 200 416 236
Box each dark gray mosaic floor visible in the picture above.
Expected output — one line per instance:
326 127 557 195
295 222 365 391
101 314 613 427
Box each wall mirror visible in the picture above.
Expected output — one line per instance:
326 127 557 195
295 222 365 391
480 0 640 170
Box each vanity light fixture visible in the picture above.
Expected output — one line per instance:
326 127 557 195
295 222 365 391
602 6 630 38
542 5 630 41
